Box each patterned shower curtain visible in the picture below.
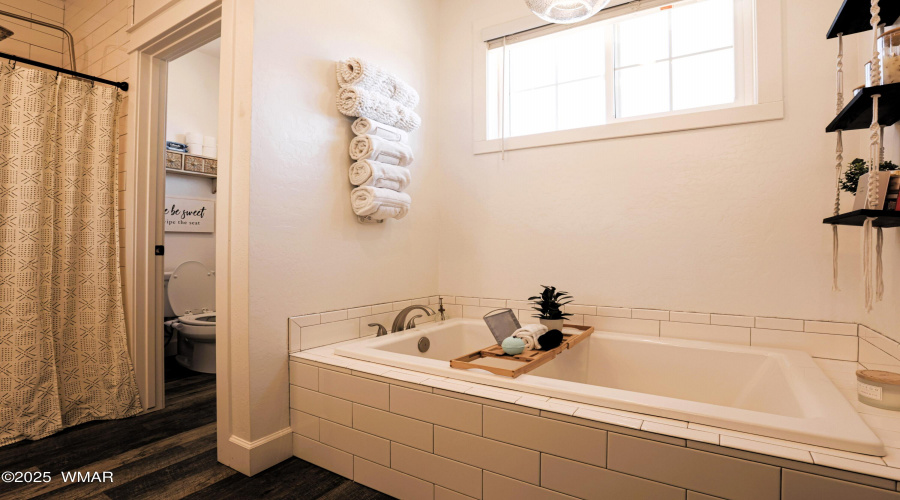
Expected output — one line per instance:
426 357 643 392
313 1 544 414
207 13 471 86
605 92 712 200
0 64 141 446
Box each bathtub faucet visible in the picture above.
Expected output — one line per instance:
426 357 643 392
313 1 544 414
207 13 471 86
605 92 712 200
391 305 436 333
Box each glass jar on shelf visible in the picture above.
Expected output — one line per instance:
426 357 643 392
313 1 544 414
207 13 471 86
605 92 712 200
879 27 900 84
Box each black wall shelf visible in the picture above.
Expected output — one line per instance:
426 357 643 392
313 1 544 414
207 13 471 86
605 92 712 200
824 210 900 228
826 83 900 132
827 0 900 39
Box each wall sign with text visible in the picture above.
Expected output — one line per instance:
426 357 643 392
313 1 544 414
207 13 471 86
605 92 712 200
164 197 215 233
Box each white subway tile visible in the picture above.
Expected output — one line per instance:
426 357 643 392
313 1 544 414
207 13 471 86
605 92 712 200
755 317 804 331
289 386 352 426
632 309 670 321
435 426 540 484
582 316 660 336
429 296 441 305
291 313 320 328
293 435 353 479
382 370 431 384
442 304 463 319
457 296 480 306
860 339 900 368
299 319 360 351
751 329 858 361
480 298 507 308
289 361 318 390
710 314 755 328
596 306 631 318
290 410 319 440
860 330 900 362
641 421 719 444
573 408 642 429
805 321 858 336
391 442 482 498
670 311 711 324
354 457 434 500
320 309 348 323
721 435 812 463
566 304 598 315
319 369 389 410
660 322 750 345
347 306 372 318
371 302 393 314
393 300 412 310
320 420 390 466
441 296 457 304
289 321 302 353
353 404 433 452
811 453 900 481
466 386 521 403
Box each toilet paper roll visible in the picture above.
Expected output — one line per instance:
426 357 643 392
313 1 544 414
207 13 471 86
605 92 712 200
202 146 217 158
188 143 203 155
203 136 217 147
186 132 203 144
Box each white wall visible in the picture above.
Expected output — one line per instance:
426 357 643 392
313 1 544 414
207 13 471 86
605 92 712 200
164 41 220 275
0 0 65 67
434 0 879 327
247 0 441 441
166 44 220 144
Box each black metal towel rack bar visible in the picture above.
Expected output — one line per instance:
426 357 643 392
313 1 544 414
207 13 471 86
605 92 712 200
0 51 129 92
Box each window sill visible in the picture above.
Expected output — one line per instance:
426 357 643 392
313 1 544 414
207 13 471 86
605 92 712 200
473 101 784 155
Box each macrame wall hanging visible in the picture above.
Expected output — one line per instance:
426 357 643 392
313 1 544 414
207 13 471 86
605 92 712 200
833 34 844 293
832 0 889 311
864 0 885 311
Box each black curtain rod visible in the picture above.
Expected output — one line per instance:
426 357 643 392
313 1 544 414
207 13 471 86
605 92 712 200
0 52 128 92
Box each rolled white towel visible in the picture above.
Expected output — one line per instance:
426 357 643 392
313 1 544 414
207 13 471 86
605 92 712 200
203 136 217 147
350 186 411 220
349 160 411 191
351 117 409 144
513 324 549 350
337 58 419 109
186 132 203 144
350 134 414 166
337 86 421 133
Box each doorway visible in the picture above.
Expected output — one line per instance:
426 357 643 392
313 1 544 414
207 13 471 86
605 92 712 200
161 38 221 389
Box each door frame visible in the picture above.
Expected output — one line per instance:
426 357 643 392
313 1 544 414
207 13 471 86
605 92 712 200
124 0 264 475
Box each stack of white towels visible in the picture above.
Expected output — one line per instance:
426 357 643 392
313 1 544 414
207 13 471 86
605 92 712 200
336 57 420 222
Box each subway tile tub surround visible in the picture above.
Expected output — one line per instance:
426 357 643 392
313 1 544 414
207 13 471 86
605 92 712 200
289 350 900 500
289 295 871 359
287 296 900 498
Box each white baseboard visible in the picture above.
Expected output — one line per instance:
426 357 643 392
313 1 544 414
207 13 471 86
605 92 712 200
219 427 293 476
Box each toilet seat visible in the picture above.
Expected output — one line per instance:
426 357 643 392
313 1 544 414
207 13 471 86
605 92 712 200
179 312 216 326
167 261 216 373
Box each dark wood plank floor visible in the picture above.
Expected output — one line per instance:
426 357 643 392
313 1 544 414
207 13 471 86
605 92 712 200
0 358 393 500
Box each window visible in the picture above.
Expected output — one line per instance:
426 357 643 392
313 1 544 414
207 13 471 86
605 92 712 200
486 0 749 141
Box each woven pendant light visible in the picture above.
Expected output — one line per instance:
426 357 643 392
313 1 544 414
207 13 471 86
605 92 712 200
524 0 611 24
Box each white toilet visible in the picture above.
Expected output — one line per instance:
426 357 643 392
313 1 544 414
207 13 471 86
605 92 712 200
168 261 216 373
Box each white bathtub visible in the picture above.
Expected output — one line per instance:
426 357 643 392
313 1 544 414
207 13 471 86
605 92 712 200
335 318 885 456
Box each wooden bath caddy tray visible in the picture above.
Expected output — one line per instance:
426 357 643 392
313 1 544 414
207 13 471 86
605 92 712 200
450 325 594 378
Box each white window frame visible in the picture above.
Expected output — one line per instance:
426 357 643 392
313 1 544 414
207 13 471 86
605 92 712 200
473 0 784 154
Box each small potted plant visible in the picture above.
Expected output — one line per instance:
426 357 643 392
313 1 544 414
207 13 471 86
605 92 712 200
529 285 573 331
840 158 899 193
